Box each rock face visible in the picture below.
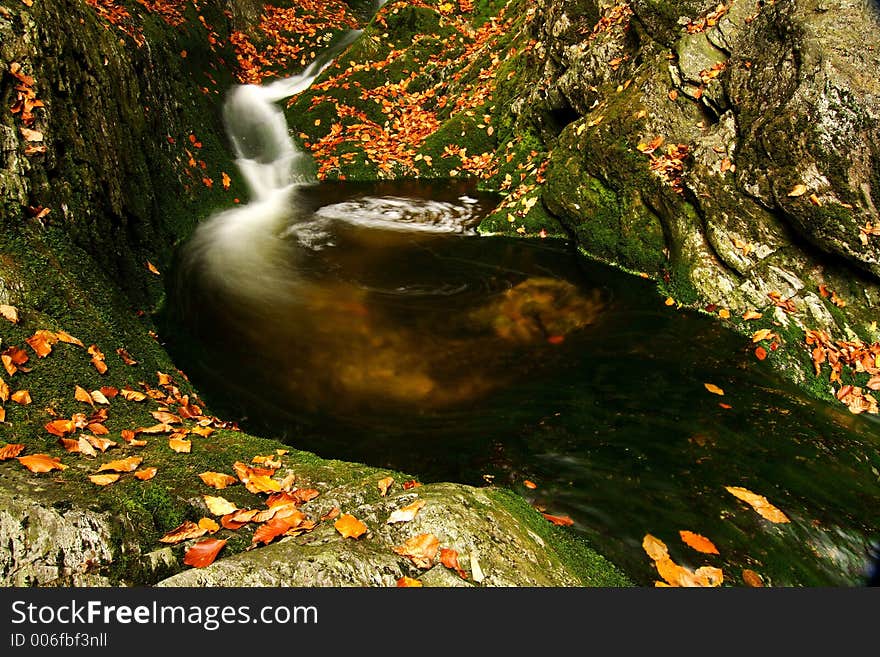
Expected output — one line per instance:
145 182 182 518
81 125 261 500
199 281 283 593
515 0 880 392
159 482 627 587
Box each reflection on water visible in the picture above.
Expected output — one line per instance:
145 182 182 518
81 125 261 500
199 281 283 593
167 180 880 587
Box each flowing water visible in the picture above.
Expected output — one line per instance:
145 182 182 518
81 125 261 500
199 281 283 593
165 17 880 587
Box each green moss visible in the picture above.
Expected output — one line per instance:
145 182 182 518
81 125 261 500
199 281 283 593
487 487 633 586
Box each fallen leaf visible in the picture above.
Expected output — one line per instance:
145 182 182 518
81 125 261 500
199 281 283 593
11 390 31 404
75 385 94 405
198 517 220 533
334 513 367 539
90 390 110 405
396 577 423 587
45 419 75 437
541 513 574 526
116 348 138 365
85 434 117 452
55 331 84 347
147 261 161 276
89 473 120 486
26 331 55 357
742 310 763 321
787 184 807 197
160 520 207 544
440 548 468 579
725 486 790 523
152 410 181 424
378 476 394 496
704 383 725 396
752 329 773 343
120 388 147 402
168 437 191 453
393 533 440 569
642 534 669 561
321 507 341 521
204 495 238 516
402 480 422 490
253 514 304 545
0 443 25 460
134 467 157 480
742 569 764 587
199 471 237 489
183 538 226 568
18 453 67 473
97 456 143 473
679 530 720 555
755 346 768 361
0 305 19 323
524 480 537 489
387 499 426 524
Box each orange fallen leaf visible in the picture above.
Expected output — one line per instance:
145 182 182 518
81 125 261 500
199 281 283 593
147 261 161 276
183 538 226 568
440 548 468 579
402 480 422 490
0 378 8 402
392 533 440 569
204 495 238 516
523 480 537 489
725 486 790 523
89 473 120 486
321 507 341 521
84 434 117 452
75 385 94 405
742 310 763 321
387 499 425 524
679 530 720 555
169 437 191 453
221 172 231 190
199 471 237 489
335 513 367 539
378 476 394 496
718 308 730 319
116 348 138 365
97 456 143 473
26 331 54 357
134 467 157 480
541 513 574 526
704 383 725 396
755 346 768 361
45 419 75 437
396 576 423 587
665 297 675 306
156 371 172 386
198 517 220 533
54 330 84 347
742 569 764 587
160 520 207 544
18 453 67 473
0 443 25 460
11 390 31 404
91 358 108 374
152 410 182 424
253 514 305 545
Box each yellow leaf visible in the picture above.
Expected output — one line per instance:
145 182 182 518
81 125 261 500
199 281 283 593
11 390 31 405
0 304 19 324
198 517 220 533
97 456 142 473
168 437 192 453
89 473 120 486
752 328 773 343
787 184 807 197
204 495 238 516
642 534 669 561
378 476 394 496
147 261 161 275
725 486 790 523
704 383 725 396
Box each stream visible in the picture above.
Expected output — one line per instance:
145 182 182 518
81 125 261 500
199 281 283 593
163 11 880 587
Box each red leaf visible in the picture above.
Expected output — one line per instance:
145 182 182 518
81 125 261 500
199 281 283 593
183 538 227 568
